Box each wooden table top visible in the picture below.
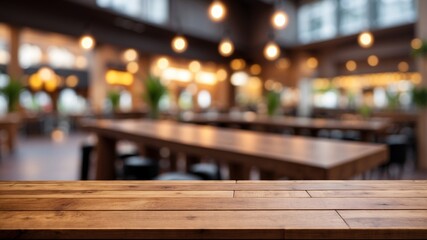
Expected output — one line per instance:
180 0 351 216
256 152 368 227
83 119 387 180
0 180 426 239
182 113 391 132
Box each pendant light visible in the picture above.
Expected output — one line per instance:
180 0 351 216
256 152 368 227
271 0 288 30
218 37 234 57
358 31 374 48
264 41 280 61
208 0 227 22
171 3 188 54
171 35 188 53
79 34 95 50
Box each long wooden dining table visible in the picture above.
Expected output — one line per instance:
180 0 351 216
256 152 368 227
82 119 388 180
181 113 391 141
0 180 426 239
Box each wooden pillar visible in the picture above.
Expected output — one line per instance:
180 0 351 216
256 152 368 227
7 26 22 78
416 0 427 169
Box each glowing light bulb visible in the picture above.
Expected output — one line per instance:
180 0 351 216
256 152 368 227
126 61 139 74
157 57 169 69
306 57 318 69
271 10 288 29
216 68 227 81
367 55 379 67
411 38 422 50
123 48 138 62
218 38 234 57
189 60 201 72
358 31 374 48
249 64 262 75
208 0 226 22
171 35 188 53
346 60 357 72
80 35 95 50
263 41 280 61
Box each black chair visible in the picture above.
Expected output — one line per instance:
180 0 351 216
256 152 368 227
80 142 140 180
380 134 407 179
155 172 202 180
123 156 159 180
189 163 222 180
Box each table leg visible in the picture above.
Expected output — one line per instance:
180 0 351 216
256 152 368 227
169 151 178 171
6 124 17 152
95 135 117 180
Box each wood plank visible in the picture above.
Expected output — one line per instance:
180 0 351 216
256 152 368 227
0 210 347 239
0 190 234 198
0 181 238 191
308 190 427 198
339 210 427 228
1 198 426 211
235 180 427 190
234 191 310 198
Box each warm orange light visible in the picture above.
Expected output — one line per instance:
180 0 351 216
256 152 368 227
307 57 318 69
411 38 422 50
126 61 139 74
271 10 288 29
106 70 134 86
171 35 188 53
276 58 290 69
80 35 95 50
189 60 201 72
358 31 374 48
367 55 379 67
218 38 234 57
230 58 246 70
264 41 280 61
249 64 262 75
29 74 43 91
208 0 227 22
123 48 138 62
66 75 79 88
398 61 409 72
346 60 357 72
216 68 227 81
157 57 169 69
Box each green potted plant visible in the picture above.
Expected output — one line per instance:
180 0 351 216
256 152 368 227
412 87 427 108
266 90 281 117
412 39 427 58
143 75 167 119
107 90 121 112
358 104 373 119
1 76 23 113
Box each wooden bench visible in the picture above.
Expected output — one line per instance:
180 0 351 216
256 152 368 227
0 180 426 239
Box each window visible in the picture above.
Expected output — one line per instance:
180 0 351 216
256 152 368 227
298 0 337 43
47 46 76 69
97 0 169 25
197 90 211 109
339 0 369 35
19 44 42 69
377 0 416 27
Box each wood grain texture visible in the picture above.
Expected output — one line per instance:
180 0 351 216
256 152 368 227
1 181 426 239
81 119 388 180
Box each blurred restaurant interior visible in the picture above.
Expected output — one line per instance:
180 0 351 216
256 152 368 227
0 0 427 181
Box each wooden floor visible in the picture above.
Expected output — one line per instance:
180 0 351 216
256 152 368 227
0 133 427 180
0 180 426 239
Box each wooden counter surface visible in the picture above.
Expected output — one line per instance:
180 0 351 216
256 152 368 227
0 180 426 239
